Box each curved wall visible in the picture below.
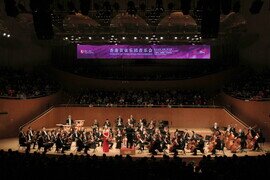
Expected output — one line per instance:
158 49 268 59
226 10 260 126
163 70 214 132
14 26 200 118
0 92 61 138
51 67 237 91
220 92 270 138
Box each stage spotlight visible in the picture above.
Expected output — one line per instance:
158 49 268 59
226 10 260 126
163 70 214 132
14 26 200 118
101 37 104 40
145 37 149 40
88 37 92 40
122 36 125 40
160 37 163 40
174 36 178 40
7 34 10 38
134 36 137 40
186 36 190 40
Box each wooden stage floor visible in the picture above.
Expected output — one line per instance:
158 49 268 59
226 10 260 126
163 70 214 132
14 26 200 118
0 137 269 165
1 128 269 164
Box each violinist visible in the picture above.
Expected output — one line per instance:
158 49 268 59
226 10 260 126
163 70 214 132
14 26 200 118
92 119 99 132
103 119 111 128
136 132 148 152
129 115 136 125
170 136 186 155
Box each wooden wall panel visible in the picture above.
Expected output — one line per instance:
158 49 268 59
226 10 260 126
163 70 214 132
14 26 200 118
23 107 247 132
0 92 61 138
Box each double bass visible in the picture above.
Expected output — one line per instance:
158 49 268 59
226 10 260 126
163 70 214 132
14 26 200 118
207 135 217 153
225 132 234 150
230 137 241 153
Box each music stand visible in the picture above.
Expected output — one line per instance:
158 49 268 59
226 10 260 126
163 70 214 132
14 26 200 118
75 120 85 130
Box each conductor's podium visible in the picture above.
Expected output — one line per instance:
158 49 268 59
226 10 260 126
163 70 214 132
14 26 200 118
120 147 136 155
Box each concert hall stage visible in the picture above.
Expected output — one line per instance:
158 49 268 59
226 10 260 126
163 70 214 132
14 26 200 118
1 131 269 165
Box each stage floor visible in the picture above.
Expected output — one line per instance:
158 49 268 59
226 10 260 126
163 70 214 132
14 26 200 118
0 137 269 164
1 128 269 164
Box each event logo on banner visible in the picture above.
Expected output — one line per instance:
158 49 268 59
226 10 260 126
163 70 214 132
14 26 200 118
77 44 211 59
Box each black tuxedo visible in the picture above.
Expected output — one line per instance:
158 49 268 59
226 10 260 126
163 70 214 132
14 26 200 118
66 118 74 125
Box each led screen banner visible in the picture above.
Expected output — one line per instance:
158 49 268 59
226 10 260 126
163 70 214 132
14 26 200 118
77 44 211 59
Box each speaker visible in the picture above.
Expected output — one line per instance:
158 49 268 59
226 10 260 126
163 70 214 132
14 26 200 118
249 0 264 14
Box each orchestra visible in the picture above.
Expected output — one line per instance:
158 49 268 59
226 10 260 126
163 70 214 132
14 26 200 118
18 116 265 156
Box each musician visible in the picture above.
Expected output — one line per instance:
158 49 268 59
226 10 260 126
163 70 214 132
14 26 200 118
66 115 74 125
115 130 123 149
72 129 80 141
26 126 36 149
253 129 264 151
126 125 135 149
226 124 231 133
149 134 162 155
76 134 85 153
92 119 99 132
211 135 224 155
55 133 64 153
237 129 247 151
136 133 147 152
192 138 205 155
86 133 97 153
126 118 132 127
18 129 30 152
212 122 219 132
115 115 124 130
130 115 136 125
103 119 111 128
41 127 48 136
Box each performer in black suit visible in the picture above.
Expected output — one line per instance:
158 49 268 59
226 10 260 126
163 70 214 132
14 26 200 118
115 115 124 130
66 115 74 125
126 125 135 149
115 130 123 149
